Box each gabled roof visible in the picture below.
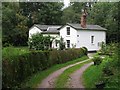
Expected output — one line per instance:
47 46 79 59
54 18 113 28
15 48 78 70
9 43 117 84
30 23 107 34
58 23 107 31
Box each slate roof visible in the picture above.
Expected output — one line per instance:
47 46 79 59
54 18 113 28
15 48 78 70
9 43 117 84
63 23 107 31
35 24 61 31
41 27 59 34
35 25 49 31
31 23 107 34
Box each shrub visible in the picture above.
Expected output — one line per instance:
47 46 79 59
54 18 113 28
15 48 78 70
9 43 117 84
92 56 102 65
28 33 54 50
81 47 88 55
59 37 65 50
2 47 86 88
102 67 113 76
98 43 118 56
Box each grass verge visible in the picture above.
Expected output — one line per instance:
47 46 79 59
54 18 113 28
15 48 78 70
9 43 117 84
21 56 88 88
55 59 92 88
83 56 110 88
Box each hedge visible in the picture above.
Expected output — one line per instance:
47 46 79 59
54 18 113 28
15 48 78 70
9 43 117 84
2 47 87 88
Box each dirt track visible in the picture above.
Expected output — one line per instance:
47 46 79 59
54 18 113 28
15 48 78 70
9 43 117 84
67 62 93 88
38 53 95 88
38 59 90 88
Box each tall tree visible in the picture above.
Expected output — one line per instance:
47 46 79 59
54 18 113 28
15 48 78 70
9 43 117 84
61 2 85 24
19 2 64 26
2 2 28 46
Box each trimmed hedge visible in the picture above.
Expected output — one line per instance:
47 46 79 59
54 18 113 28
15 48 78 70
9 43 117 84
2 48 87 88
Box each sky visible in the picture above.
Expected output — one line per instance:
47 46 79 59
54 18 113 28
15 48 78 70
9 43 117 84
63 0 70 8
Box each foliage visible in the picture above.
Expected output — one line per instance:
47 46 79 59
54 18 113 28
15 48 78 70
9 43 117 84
92 56 102 65
83 43 119 89
59 37 65 50
2 46 29 59
28 33 54 50
98 43 118 55
61 2 86 24
102 45 119 88
2 2 28 46
2 47 87 88
19 2 64 25
81 47 88 55
102 61 114 76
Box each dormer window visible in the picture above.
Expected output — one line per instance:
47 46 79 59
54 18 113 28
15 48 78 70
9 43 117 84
67 27 70 35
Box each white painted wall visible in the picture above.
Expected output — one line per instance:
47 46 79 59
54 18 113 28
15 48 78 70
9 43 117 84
29 26 42 38
76 30 106 51
60 25 77 48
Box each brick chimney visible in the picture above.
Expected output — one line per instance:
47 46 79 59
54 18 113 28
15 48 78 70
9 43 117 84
80 9 87 28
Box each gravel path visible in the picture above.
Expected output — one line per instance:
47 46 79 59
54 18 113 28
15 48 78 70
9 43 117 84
67 62 94 88
38 59 90 88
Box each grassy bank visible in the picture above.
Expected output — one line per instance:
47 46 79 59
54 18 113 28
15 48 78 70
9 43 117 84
22 56 88 88
83 57 116 88
83 64 104 88
55 59 92 88
83 43 119 89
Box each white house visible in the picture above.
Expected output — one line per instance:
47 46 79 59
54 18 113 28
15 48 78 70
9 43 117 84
29 11 107 51
59 23 106 51
29 23 106 51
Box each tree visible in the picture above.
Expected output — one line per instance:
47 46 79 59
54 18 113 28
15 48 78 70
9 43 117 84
61 2 85 24
19 2 64 26
2 2 28 46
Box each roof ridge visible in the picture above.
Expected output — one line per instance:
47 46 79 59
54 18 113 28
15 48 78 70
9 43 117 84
67 23 102 26
31 23 107 31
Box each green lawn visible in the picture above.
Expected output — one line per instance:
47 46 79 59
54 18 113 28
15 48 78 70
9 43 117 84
55 59 92 88
21 56 88 88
